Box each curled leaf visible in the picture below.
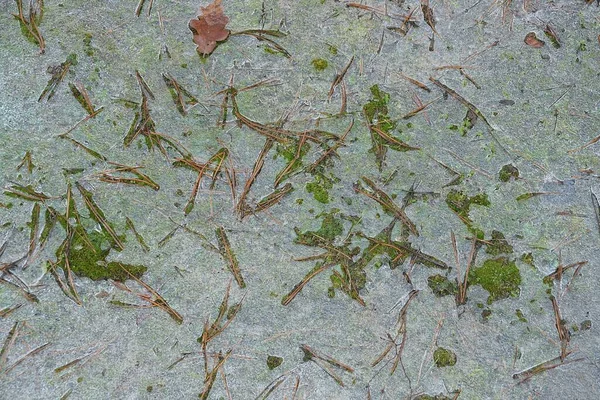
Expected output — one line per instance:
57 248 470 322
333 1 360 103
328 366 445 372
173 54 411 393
189 0 230 56
524 32 545 48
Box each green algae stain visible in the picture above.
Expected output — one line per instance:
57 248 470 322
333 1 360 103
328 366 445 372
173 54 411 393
445 190 490 221
448 118 473 136
469 257 521 304
311 58 328 71
433 347 457 367
427 274 458 297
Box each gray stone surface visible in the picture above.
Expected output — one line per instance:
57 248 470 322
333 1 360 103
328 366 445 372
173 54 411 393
0 0 599 399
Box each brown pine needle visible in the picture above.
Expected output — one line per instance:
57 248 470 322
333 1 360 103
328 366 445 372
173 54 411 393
0 321 21 372
281 262 337 306
114 265 183 324
568 134 600 154
237 139 274 218
75 182 124 251
0 304 23 318
125 216 150 252
513 353 583 383
13 0 45 53
401 96 440 120
328 56 355 100
397 72 430 92
4 342 51 374
550 296 570 361
354 177 419 237
242 183 293 219
175 148 229 215
69 82 103 117
215 227 246 288
301 344 354 387
16 151 35 174
97 163 160 191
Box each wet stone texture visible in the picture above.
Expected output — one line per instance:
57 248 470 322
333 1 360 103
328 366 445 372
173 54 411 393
0 0 600 399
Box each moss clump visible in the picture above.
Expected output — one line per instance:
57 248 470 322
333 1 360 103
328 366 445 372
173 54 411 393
485 231 513 256
469 257 521 304
516 309 527 322
427 274 458 297
433 347 457 367
498 164 519 182
276 142 309 163
445 190 490 239
266 355 283 370
311 58 328 71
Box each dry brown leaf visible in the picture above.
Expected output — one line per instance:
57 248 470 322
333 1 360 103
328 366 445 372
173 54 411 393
189 0 230 55
524 32 545 48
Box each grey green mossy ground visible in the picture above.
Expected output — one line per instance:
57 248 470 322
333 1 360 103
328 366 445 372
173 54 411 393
1 0 600 399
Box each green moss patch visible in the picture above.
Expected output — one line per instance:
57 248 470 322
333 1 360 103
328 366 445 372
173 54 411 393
363 85 417 169
445 189 490 239
275 141 311 184
266 355 283 370
427 274 458 297
485 231 513 256
83 33 94 57
515 309 527 323
413 395 453 400
294 211 344 246
61 227 146 281
469 257 521 304
499 164 519 182
311 58 328 71
433 347 457 367
306 173 335 204
520 252 534 267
